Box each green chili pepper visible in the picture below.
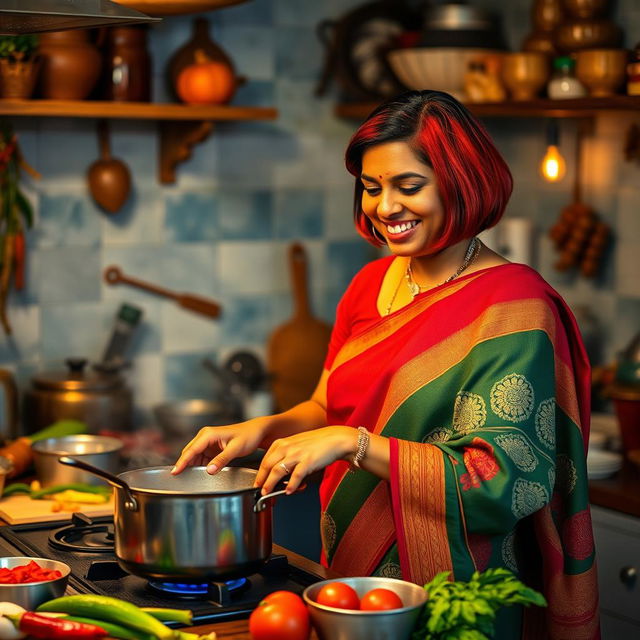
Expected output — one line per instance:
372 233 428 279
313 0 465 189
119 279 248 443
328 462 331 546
37 595 175 640
142 608 193 625
31 484 112 499
2 482 31 496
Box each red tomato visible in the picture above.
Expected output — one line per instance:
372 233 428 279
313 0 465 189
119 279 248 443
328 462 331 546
249 597 310 640
262 590 307 616
315 581 360 610
360 588 404 611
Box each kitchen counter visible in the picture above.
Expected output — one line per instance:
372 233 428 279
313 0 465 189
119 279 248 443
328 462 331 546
589 460 640 519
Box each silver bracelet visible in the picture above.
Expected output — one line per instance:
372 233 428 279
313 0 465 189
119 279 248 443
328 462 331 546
351 426 370 470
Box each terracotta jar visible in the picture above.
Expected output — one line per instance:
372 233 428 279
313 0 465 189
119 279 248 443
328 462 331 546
102 26 151 102
38 30 101 100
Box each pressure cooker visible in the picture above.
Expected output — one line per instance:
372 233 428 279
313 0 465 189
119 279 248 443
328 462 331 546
22 358 133 434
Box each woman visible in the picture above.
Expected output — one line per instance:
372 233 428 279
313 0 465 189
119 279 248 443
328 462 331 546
172 90 599 639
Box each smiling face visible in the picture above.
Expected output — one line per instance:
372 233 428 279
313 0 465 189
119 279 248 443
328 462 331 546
360 141 444 257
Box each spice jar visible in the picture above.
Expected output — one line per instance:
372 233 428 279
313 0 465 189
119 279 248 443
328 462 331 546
547 56 587 99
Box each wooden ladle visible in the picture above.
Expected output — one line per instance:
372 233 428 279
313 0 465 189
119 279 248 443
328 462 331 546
104 265 222 319
87 119 131 214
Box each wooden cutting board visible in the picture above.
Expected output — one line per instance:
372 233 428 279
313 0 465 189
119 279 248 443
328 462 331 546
0 494 115 525
267 243 333 412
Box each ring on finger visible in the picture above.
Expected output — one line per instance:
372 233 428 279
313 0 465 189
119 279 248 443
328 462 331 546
279 461 291 475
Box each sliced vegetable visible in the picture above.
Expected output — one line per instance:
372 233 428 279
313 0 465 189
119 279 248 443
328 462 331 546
31 484 111 500
7 611 107 638
37 595 175 640
46 490 110 504
0 560 62 584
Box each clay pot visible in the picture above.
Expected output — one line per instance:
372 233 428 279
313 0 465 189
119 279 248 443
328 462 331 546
554 18 622 54
87 120 131 214
575 48 628 96
522 31 558 56
501 52 550 101
532 0 564 31
562 0 609 19
38 30 101 99
102 26 151 102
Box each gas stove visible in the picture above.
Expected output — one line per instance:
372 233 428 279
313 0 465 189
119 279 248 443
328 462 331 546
0 514 323 624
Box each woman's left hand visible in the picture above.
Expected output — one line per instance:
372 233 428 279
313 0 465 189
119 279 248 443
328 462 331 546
254 426 356 495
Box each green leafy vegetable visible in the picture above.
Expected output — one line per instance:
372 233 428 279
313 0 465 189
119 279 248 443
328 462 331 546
412 568 547 640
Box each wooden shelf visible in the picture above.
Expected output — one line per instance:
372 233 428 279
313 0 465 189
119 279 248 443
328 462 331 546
114 0 249 16
0 99 276 121
335 95 640 120
0 99 278 183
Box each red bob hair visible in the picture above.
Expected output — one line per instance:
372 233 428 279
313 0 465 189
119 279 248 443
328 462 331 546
345 90 513 252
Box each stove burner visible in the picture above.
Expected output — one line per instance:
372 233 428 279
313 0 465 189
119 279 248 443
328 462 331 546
49 513 114 553
147 577 250 604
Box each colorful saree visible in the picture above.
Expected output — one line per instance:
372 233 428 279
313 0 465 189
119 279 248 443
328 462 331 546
320 261 599 640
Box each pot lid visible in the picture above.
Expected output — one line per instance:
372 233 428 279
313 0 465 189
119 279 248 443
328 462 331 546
0 0 160 36
32 358 125 392
119 466 259 495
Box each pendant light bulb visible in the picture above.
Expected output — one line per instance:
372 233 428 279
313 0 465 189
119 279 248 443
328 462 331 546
540 144 566 182
540 120 566 183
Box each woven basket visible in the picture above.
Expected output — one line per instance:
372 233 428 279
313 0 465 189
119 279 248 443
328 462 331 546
0 56 41 99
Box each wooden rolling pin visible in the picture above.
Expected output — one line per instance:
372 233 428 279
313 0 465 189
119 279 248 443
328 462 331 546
104 266 222 319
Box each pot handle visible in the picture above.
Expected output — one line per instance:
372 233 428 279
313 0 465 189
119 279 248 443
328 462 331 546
58 455 138 511
253 482 306 513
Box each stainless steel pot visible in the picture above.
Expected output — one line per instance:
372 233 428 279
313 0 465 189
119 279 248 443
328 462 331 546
32 435 123 487
59 456 292 581
23 358 133 434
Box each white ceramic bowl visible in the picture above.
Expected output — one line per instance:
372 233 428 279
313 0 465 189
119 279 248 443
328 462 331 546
388 47 502 100
303 576 427 640
0 557 70 609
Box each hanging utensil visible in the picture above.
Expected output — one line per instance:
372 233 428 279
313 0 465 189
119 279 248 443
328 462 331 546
104 265 222 319
87 119 131 214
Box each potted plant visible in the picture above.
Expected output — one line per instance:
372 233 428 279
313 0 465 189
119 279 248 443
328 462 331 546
0 119 38 334
0 34 40 99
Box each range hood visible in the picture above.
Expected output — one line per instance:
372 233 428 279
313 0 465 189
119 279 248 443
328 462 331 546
0 0 161 35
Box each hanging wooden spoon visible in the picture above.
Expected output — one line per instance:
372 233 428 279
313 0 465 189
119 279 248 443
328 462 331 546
104 265 222 319
87 119 131 214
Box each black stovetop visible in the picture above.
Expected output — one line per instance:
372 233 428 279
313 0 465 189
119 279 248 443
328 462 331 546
0 516 323 625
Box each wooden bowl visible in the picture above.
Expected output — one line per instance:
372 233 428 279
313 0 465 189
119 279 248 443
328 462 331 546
501 52 549 101
575 48 628 96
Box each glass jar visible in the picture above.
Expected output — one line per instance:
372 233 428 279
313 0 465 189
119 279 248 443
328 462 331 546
547 56 587 99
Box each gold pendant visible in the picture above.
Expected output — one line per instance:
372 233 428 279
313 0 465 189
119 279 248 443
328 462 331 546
406 277 420 298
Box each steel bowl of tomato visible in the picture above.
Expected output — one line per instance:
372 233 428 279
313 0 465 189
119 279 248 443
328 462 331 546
302 576 427 640
0 557 70 609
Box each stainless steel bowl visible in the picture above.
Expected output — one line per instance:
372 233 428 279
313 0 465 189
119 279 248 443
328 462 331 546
32 434 123 487
0 557 70 608
303 576 428 640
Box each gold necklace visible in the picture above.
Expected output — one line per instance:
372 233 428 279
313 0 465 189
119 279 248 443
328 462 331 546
406 237 480 299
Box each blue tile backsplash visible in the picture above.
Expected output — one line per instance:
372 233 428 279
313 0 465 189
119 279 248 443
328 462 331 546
2 0 640 442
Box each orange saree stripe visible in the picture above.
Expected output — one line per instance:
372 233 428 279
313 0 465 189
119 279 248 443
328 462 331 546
371 298 582 437
330 274 483 372
395 439 453 584
329 481 396 576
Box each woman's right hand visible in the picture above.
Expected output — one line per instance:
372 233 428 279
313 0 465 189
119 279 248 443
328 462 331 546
171 416 270 475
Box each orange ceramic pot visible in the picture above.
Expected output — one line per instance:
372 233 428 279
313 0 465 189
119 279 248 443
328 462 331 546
38 30 102 99
575 48 628 96
501 52 550 100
